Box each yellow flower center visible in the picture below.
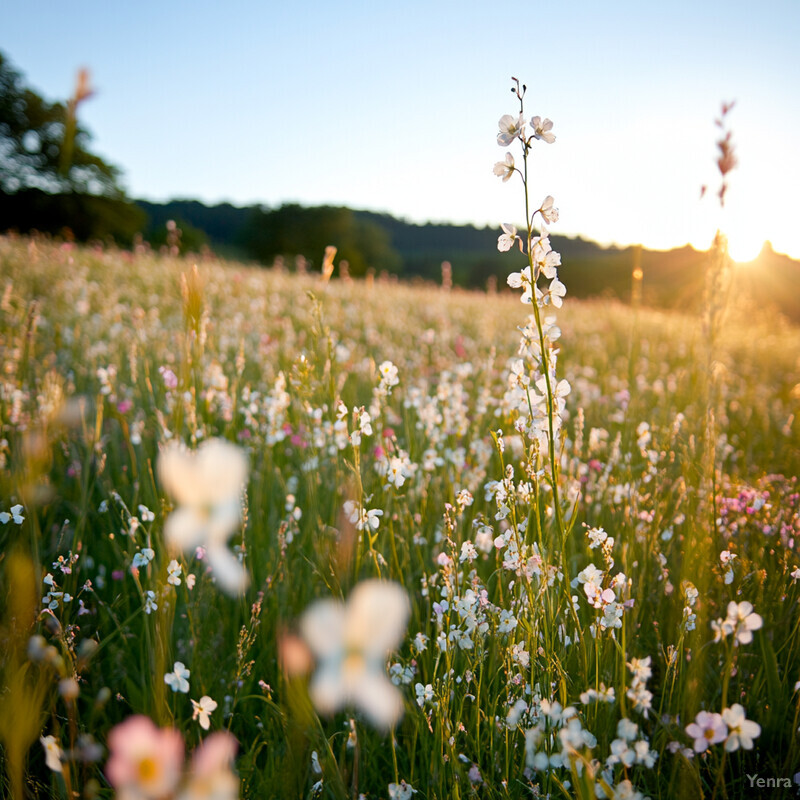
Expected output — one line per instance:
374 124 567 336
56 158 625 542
136 756 160 784
343 650 366 676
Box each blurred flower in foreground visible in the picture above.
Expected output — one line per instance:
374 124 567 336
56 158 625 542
299 580 410 729
106 717 238 800
106 716 184 800
158 438 249 595
180 732 239 800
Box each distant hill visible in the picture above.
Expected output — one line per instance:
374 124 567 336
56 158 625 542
136 199 252 258
134 199 800 322
730 242 800 323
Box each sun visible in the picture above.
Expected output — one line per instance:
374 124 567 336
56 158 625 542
725 229 765 263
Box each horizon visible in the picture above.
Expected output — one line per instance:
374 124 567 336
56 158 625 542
3 0 799 261
134 195 793 264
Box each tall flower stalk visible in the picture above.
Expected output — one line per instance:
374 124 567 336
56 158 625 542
494 78 569 554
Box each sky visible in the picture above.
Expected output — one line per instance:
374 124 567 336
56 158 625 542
3 0 800 261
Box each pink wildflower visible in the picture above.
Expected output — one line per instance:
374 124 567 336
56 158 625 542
685 711 727 752
106 716 184 799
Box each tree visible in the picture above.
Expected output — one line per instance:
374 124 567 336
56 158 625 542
0 50 144 241
239 204 401 276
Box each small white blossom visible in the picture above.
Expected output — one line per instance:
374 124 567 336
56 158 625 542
712 616 733 642
191 695 218 730
493 152 515 181
726 601 763 645
507 265 533 304
539 195 559 225
378 361 399 390
497 223 520 253
721 704 760 751
580 684 616 704
511 642 530 668
0 504 25 525
415 683 434 707
460 541 478 563
144 591 158 614
530 116 555 143
506 698 528 729
627 656 652 685
586 526 608 549
498 609 518 634
164 661 190 693
132 548 155 568
167 559 182 586
343 500 384 531
497 114 525 146
388 781 415 800
544 277 567 308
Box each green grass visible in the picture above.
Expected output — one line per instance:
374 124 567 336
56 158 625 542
1 235 799 799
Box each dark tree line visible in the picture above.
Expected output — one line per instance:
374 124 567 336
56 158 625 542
237 204 401 277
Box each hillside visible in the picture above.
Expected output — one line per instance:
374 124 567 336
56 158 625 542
134 199 800 322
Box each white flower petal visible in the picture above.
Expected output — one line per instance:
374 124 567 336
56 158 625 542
163 507 208 551
205 544 250 596
300 599 347 660
207 500 244 545
158 439 247 507
349 670 405 730
345 580 409 657
308 662 348 716
158 443 204 506
195 439 249 504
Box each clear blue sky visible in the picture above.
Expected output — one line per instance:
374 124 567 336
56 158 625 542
4 0 799 259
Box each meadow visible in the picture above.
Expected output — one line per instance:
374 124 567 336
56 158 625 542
2 97 800 800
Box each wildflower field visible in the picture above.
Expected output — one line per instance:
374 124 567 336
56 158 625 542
2 88 800 800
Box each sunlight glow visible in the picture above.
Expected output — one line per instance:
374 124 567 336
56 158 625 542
726 229 766 263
